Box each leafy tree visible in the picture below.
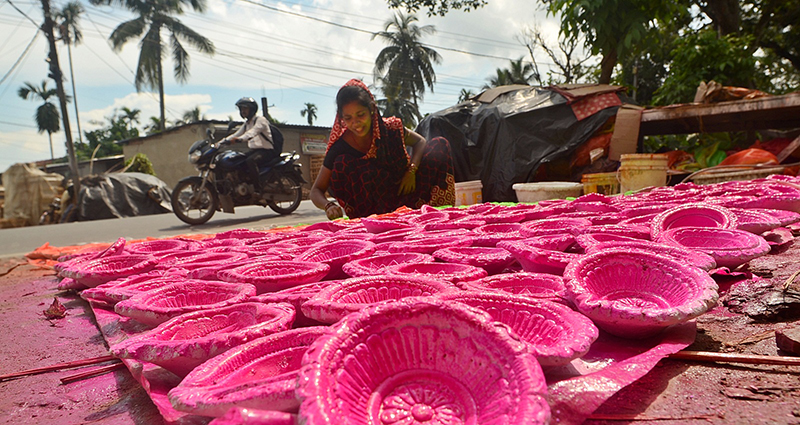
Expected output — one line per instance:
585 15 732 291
521 25 590 85
18 81 62 160
458 88 475 102
300 103 318 125
178 106 204 124
144 116 170 134
373 12 442 109
483 57 536 89
55 1 85 144
124 152 156 175
387 0 486 16
80 109 140 159
91 0 215 131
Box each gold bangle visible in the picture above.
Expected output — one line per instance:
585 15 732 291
324 201 338 211
408 163 418 174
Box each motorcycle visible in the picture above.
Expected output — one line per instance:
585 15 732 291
170 126 305 225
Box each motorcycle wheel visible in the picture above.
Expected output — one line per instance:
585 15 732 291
266 174 302 215
171 178 218 225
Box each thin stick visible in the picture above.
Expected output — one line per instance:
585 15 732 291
669 351 800 366
60 362 125 384
0 355 117 381
588 413 718 422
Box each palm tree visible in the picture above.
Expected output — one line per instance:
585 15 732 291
144 116 169 134
506 58 536 85
483 68 513 89
375 78 422 127
300 103 317 125
55 1 84 144
373 12 441 109
91 0 215 131
180 106 204 124
18 81 62 160
119 106 141 127
458 88 475 102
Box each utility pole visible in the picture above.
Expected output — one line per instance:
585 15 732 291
40 0 81 209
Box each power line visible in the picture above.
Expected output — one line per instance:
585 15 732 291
0 30 37 85
0 118 37 128
4 0 38 27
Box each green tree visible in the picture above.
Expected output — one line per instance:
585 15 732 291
124 152 156 175
91 0 215 131
458 88 475 102
483 68 512 89
80 109 141 159
387 0 486 16
484 58 535 89
55 1 85 145
300 102 318 125
373 12 442 109
144 116 170 134
179 106 204 124
375 77 422 127
18 81 62 160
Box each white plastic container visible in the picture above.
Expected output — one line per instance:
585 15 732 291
455 180 483 206
512 182 583 203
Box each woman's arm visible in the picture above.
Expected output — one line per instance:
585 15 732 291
310 166 343 220
404 129 427 171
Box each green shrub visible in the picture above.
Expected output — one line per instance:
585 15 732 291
125 153 156 176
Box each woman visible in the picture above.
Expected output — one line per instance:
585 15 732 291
310 79 455 219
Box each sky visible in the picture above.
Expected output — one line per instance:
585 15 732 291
0 0 568 173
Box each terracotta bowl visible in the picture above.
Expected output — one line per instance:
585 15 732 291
385 235 474 255
656 227 771 269
111 302 296 377
82 273 189 304
511 234 577 252
169 327 330 417
218 260 330 293
471 223 524 247
729 208 781 234
114 280 256 327
60 254 158 288
755 208 800 227
251 281 337 327
301 275 459 324
650 203 738 239
439 291 598 367
361 217 415 233
55 237 127 274
296 240 377 280
500 242 580 276
386 262 488 283
341 252 435 277
470 272 567 301
575 232 651 251
432 246 516 275
585 240 717 271
297 298 550 425
583 224 651 240
564 248 719 338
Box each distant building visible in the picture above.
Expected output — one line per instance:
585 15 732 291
118 120 330 192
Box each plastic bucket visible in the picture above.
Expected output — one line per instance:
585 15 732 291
581 172 620 195
512 182 583 203
618 154 669 193
455 180 483 206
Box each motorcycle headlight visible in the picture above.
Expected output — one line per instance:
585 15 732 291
189 150 202 164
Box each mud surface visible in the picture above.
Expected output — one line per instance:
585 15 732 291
1 239 799 424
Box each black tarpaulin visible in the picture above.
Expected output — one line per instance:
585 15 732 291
415 84 627 202
78 172 172 220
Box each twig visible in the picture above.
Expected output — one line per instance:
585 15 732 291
0 263 24 277
0 355 117 381
669 351 800 366
783 269 800 291
60 362 125 384
588 413 719 422
725 329 776 347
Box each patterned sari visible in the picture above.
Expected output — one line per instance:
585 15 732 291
327 80 455 218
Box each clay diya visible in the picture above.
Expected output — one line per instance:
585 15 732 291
213 228 269 240
500 242 580 275
295 240 377 280
656 227 771 269
341 252 435 277
575 232 647 251
729 208 781 234
125 238 189 255
361 217 415 233
386 262 488 283
520 217 593 237
432 246 516 275
81 272 189 304
115 280 256 327
251 281 337 327
583 224 651 240
169 327 330 417
385 235 474 255
297 298 551 425
439 291 598 367
586 240 717 271
470 272 567 301
218 260 330 293
650 203 738 239
210 408 295 425
471 222 523 247
60 254 158 288
111 302 296 377
514 234 577 252
564 248 719 338
55 237 127 274
757 208 800 227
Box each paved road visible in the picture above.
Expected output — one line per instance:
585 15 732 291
0 200 328 258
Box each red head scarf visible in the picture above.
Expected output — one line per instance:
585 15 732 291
326 79 381 159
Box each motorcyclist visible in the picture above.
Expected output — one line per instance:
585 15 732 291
221 97 276 189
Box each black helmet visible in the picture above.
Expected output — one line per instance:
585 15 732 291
235 97 258 118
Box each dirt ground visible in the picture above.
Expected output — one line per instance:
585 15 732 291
0 239 799 425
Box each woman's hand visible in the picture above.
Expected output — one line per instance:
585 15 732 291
398 170 417 195
326 203 344 220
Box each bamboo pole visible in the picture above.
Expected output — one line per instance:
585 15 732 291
60 363 125 384
0 355 117 381
669 351 800 366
